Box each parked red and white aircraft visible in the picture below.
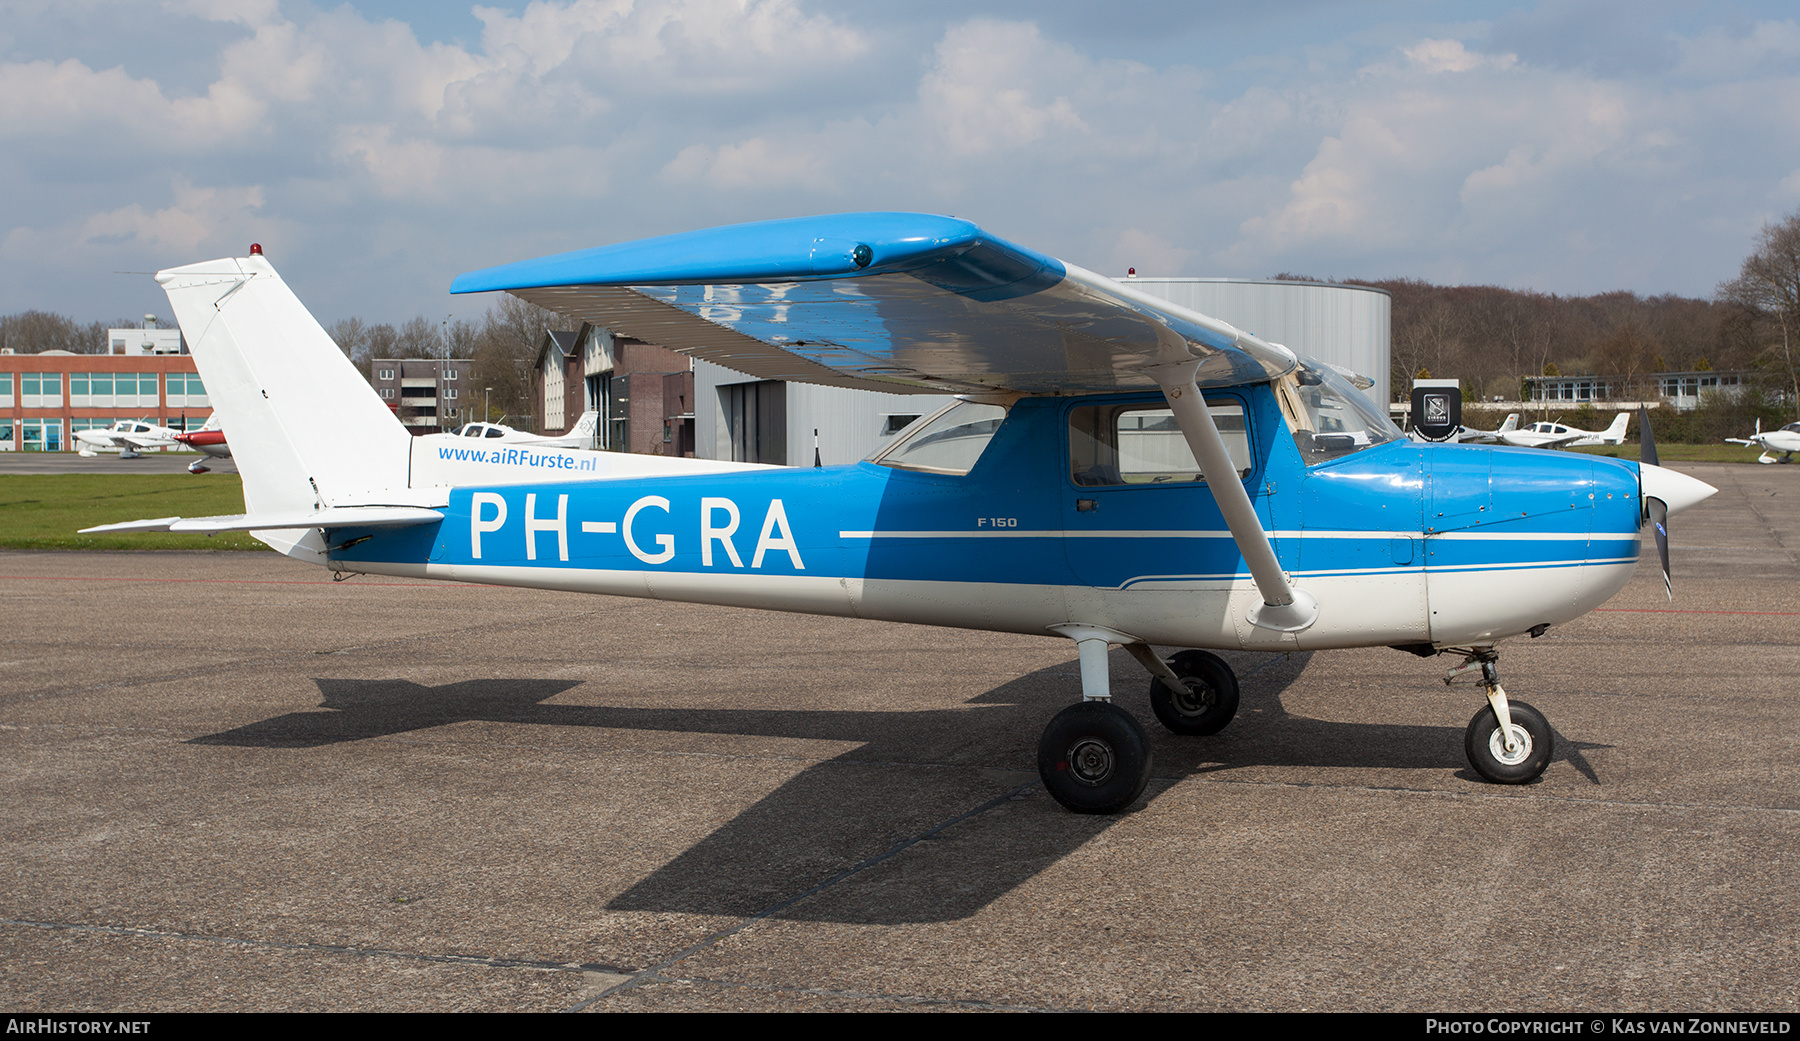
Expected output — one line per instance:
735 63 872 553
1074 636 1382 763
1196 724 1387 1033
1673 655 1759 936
173 414 230 473
1726 419 1800 463
1499 413 1631 449
74 420 182 458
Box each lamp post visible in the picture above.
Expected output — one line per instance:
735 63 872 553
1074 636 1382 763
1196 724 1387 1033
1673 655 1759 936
485 387 492 423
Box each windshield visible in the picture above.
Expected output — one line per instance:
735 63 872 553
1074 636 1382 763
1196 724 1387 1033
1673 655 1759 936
868 400 1008 475
1275 360 1402 465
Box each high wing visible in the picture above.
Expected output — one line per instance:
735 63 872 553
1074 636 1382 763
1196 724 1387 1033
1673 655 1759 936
450 212 1298 395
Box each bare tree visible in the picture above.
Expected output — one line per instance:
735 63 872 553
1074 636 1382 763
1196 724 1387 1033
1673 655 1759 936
394 316 440 358
327 317 372 376
0 311 81 353
1718 210 1800 419
471 294 572 425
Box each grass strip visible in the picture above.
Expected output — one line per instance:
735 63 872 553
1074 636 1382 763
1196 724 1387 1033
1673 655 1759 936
0 474 269 550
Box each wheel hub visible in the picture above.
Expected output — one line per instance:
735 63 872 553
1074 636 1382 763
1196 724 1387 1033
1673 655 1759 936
1488 724 1533 766
1065 737 1116 786
1173 678 1215 717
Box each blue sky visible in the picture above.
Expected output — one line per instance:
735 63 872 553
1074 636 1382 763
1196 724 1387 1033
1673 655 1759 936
4 0 1799 325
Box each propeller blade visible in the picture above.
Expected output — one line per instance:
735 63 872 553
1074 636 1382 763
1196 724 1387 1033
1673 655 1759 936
1639 405 1659 468
1647 495 1671 600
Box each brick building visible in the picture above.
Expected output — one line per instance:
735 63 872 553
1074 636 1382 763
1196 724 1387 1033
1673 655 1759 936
534 324 694 456
0 350 211 451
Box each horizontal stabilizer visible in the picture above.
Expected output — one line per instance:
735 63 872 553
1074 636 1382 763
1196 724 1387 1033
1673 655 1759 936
80 506 444 535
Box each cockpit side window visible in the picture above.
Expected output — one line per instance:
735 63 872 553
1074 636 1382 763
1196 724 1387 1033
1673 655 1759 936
868 400 1008 476
1274 360 1402 465
1067 400 1250 487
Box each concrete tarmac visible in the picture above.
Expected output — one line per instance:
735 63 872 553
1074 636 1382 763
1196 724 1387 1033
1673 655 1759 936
0 452 235 475
2 461 1796 1012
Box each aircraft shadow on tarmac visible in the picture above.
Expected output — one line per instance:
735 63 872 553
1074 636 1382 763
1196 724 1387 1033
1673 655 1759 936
190 650 1603 924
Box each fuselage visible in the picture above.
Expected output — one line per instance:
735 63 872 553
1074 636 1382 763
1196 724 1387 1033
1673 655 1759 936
328 384 1647 653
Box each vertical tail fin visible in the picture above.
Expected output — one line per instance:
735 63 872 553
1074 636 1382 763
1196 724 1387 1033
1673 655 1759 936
158 256 414 520
1498 413 1519 433
1605 412 1630 443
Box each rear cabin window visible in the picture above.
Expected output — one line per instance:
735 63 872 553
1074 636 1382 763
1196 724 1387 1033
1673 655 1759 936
1068 401 1250 486
868 400 1007 476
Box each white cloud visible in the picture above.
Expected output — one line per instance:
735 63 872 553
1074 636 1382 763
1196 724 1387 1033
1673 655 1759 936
2 180 267 263
4 3 1800 319
918 20 1091 155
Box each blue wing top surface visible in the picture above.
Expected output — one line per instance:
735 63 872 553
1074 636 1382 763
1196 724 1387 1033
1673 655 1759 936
451 212 1296 395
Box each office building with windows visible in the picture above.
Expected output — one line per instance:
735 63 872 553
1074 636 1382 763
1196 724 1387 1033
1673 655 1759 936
368 358 471 434
0 350 211 452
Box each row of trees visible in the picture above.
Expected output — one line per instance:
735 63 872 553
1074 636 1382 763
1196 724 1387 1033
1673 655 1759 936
1276 209 1800 422
0 311 148 354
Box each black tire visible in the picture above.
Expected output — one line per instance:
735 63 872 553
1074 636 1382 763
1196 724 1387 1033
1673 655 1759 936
1464 699 1553 784
1148 650 1240 736
1037 701 1153 814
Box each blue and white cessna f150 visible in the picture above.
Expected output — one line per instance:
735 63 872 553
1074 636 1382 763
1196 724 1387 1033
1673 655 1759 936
86 213 1717 813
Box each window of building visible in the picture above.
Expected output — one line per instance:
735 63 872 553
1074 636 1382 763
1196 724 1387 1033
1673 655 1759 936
379 369 395 380
444 387 457 399
21 373 61 408
0 373 12 408
381 388 394 399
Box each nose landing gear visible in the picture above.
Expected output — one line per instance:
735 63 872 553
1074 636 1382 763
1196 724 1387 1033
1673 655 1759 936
1446 649 1554 784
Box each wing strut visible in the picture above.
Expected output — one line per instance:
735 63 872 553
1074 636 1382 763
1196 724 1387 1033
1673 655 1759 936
1151 360 1318 633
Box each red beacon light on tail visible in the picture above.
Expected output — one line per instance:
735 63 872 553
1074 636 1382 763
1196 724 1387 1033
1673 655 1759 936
249 243 263 256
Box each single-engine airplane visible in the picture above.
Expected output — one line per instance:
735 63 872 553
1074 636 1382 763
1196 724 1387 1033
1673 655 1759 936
173 413 230 473
1726 418 1800 464
444 410 600 450
1500 413 1631 450
82 214 1718 813
74 419 183 458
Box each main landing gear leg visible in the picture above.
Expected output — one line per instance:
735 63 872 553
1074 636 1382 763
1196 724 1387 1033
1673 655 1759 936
1446 649 1553 784
1038 626 1153 814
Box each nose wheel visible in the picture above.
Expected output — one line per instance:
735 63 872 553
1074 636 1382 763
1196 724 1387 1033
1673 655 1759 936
1466 700 1552 784
1446 649 1554 784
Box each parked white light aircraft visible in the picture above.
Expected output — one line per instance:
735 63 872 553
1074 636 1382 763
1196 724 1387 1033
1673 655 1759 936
443 410 600 450
83 214 1717 813
1726 419 1800 463
74 419 182 458
1500 413 1631 449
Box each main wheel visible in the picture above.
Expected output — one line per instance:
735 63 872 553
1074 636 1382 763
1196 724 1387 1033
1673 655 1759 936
1464 700 1553 784
1037 701 1153 814
1148 650 1240 736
